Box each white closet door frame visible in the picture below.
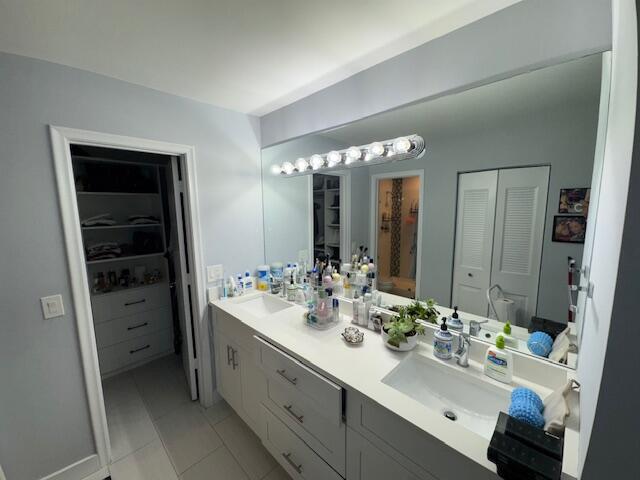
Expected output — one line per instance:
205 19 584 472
369 170 424 298
50 126 210 474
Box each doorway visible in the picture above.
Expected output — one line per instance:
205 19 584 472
51 127 209 476
371 171 423 299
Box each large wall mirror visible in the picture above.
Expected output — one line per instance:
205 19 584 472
261 53 610 369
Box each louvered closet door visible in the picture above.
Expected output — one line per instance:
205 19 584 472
452 170 498 316
491 167 549 326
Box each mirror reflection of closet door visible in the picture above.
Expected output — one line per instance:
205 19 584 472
452 166 549 324
452 170 498 315
491 166 549 326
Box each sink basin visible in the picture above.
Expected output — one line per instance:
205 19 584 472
235 295 293 317
382 353 510 439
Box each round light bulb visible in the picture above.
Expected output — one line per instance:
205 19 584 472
270 164 282 175
392 136 412 154
368 142 385 158
282 161 295 175
345 147 361 164
327 150 342 167
295 157 309 172
310 154 324 170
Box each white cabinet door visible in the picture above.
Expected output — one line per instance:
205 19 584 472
491 166 549 326
346 427 426 480
452 170 498 316
214 330 242 413
239 343 266 433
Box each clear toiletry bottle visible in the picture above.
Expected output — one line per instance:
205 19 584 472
286 275 297 302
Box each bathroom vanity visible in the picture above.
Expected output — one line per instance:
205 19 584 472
211 292 579 480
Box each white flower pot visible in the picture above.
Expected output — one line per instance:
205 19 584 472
382 328 419 351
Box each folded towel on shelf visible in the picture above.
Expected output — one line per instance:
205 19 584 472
86 242 122 261
128 214 160 225
543 380 575 436
549 327 571 363
81 213 117 227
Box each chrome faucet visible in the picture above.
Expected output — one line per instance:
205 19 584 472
469 319 488 337
454 332 471 368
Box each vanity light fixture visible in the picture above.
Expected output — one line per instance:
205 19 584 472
310 154 325 170
281 161 295 175
295 157 309 172
345 146 361 164
274 134 425 176
326 150 342 167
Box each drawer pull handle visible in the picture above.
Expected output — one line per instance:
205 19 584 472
282 452 303 474
283 404 304 423
124 299 146 306
129 345 150 354
226 345 233 366
231 348 238 370
127 322 148 331
276 369 298 385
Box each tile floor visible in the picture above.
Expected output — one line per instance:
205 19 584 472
103 355 290 480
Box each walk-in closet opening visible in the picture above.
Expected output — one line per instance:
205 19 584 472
70 144 200 462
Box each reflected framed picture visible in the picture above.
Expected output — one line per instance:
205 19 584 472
559 188 590 215
552 215 586 243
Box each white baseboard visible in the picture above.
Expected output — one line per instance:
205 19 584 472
40 455 107 480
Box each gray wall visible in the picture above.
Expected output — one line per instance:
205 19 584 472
260 0 611 147
0 52 263 480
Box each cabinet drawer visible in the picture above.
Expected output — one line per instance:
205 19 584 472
91 284 170 324
256 336 341 422
98 328 172 375
94 307 172 348
265 377 345 475
262 406 342 480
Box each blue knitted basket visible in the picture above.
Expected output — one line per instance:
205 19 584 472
527 331 554 357
509 399 545 428
511 387 544 412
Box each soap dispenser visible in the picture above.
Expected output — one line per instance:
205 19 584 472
484 336 513 384
447 306 464 333
433 318 453 360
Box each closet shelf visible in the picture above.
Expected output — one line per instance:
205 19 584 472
82 224 163 231
328 206 340 210
77 191 160 197
326 243 340 248
328 224 340 227
91 281 168 298
326 188 340 192
86 252 166 265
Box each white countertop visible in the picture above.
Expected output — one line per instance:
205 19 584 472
211 291 579 479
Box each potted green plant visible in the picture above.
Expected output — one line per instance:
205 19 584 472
382 309 423 351
382 299 439 351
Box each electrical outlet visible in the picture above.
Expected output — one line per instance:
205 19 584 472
207 264 224 283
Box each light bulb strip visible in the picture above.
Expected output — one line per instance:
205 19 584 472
273 134 425 177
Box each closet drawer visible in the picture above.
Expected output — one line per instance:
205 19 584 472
98 328 172 375
262 406 342 480
256 336 342 422
265 376 345 475
94 307 172 349
91 284 170 324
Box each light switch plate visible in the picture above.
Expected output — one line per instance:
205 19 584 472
207 264 224 283
41 294 65 319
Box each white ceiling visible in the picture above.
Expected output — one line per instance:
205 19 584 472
0 0 521 115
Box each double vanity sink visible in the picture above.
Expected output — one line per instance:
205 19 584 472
211 291 579 480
